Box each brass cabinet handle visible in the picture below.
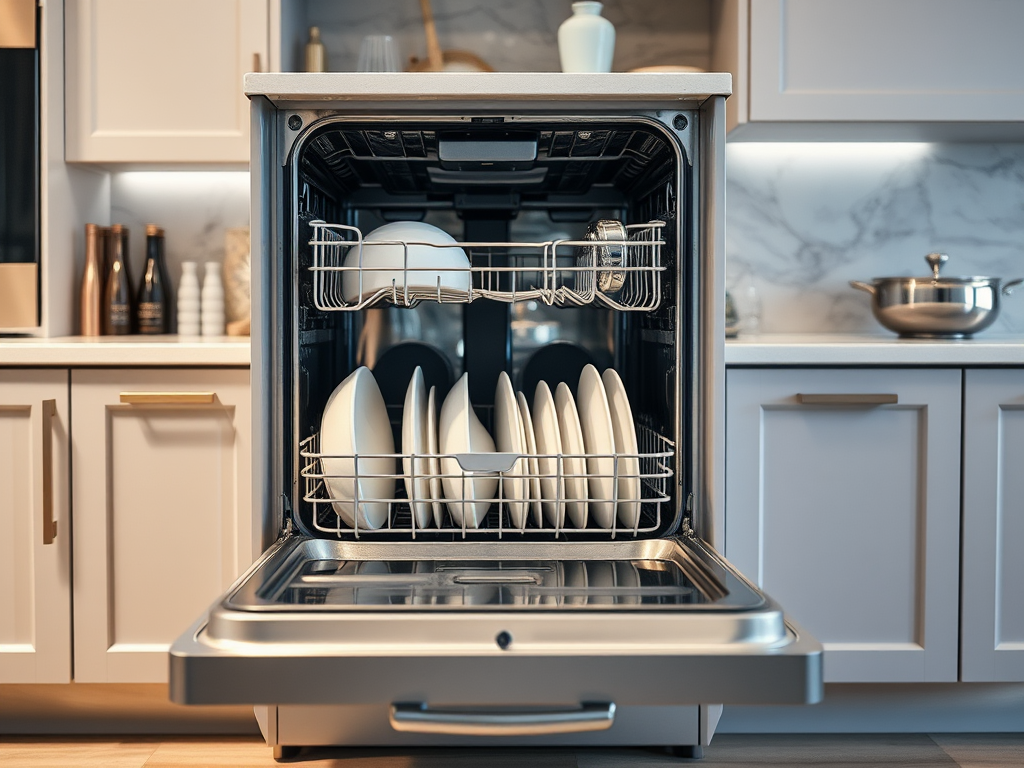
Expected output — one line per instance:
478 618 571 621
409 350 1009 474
41 399 57 546
797 393 899 406
119 392 216 405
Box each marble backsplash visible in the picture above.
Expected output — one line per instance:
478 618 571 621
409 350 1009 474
294 0 710 73
726 142 1024 335
109 171 250 291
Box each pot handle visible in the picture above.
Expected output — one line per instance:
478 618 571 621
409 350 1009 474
1002 279 1023 296
849 280 876 295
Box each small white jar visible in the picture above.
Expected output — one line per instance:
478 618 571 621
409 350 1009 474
201 261 225 337
558 2 615 73
177 262 201 337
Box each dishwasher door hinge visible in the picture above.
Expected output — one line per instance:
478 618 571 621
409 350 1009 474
280 493 294 538
681 494 695 538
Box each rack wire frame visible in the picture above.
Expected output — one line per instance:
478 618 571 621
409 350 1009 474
299 424 674 539
308 220 667 312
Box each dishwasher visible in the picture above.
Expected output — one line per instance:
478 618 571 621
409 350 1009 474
170 73 822 759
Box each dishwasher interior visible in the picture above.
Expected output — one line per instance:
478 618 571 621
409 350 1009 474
270 114 703 607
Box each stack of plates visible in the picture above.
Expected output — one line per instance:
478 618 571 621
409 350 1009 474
318 364 644 532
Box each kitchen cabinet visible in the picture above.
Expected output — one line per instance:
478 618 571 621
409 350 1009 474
0 370 71 684
712 0 1024 139
65 0 269 163
71 368 252 683
724 367 962 683
960 369 1024 682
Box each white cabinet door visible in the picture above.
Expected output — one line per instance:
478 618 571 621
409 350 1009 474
0 370 71 683
961 369 1024 682
725 368 961 683
65 0 268 163
746 0 1024 123
71 368 251 683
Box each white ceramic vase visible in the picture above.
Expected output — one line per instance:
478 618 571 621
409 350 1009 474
201 261 225 337
558 1 615 73
177 261 201 337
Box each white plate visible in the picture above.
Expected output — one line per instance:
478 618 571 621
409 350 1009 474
402 366 432 529
319 366 395 530
602 368 641 529
577 364 617 528
426 386 444 528
532 382 566 529
438 373 497 528
516 391 544 527
555 382 589 528
494 372 529 528
342 221 471 303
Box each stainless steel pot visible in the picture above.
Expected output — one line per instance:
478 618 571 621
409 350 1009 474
851 253 1023 338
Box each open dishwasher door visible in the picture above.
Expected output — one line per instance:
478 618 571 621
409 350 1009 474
170 534 821 709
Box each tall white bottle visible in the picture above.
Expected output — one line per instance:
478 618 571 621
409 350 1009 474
558 2 615 73
201 261 225 337
177 261 201 337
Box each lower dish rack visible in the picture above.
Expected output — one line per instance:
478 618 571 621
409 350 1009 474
299 424 674 539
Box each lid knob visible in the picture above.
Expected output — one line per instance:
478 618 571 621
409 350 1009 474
925 252 948 279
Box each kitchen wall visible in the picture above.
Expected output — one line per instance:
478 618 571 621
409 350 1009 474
727 142 1024 335
109 172 250 288
293 0 710 73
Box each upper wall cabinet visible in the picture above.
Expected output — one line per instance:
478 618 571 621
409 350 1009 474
712 0 1024 139
65 0 268 164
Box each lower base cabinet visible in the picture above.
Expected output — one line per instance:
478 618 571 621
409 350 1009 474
0 370 71 683
961 369 1024 682
71 368 252 683
727 365 1024 685
725 368 962 683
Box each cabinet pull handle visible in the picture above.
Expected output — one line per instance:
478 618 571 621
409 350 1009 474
41 399 57 546
252 52 262 72
119 392 216 405
797 393 898 406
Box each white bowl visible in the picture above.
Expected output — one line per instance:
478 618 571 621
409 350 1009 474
342 221 471 303
319 367 396 530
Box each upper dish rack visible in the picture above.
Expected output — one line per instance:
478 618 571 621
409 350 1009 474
299 423 674 540
308 219 667 312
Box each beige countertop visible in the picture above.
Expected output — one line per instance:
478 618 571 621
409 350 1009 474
726 333 1024 366
0 336 250 366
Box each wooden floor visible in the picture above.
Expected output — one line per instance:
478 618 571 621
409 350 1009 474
1 734 1023 767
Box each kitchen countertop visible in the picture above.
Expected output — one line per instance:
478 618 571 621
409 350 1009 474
0 336 250 366
726 333 1024 366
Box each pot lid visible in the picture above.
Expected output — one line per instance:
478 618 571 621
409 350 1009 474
871 253 1003 285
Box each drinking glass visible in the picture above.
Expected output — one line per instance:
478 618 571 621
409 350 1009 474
357 35 401 72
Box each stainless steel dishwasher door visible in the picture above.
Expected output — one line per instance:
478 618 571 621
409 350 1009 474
169 535 822 712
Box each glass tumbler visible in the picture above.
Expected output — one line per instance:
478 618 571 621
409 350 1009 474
357 35 401 72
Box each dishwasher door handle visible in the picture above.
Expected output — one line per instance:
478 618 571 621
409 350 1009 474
389 701 616 736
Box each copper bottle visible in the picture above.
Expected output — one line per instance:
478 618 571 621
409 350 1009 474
80 224 105 336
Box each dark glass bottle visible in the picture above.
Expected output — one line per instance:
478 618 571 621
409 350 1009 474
136 224 172 334
103 224 133 335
